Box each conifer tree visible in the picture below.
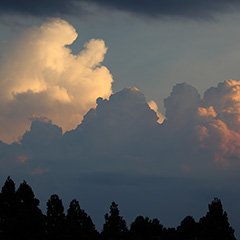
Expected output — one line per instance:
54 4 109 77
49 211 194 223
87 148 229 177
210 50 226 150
0 176 18 240
66 199 98 240
102 202 128 240
16 180 45 240
198 197 236 240
176 216 198 240
46 194 66 240
130 216 164 240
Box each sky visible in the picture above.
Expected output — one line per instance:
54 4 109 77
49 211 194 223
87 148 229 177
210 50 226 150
1 0 240 237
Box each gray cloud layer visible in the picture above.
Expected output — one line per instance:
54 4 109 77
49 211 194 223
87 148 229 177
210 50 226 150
1 0 240 19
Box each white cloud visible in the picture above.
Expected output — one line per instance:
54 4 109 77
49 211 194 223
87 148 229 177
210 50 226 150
0 18 113 143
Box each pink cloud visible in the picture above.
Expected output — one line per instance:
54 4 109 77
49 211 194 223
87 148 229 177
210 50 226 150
16 155 28 164
30 168 48 175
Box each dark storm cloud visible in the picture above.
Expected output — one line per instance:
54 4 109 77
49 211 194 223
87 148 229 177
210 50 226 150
87 0 240 19
1 0 240 19
0 0 79 16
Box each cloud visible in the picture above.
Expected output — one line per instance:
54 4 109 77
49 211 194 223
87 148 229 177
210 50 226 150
3 80 240 175
87 0 240 19
62 87 161 173
158 80 240 165
1 0 240 19
0 18 113 143
1 80 240 237
148 100 165 124
0 87 162 175
195 80 240 164
0 0 78 17
163 83 202 133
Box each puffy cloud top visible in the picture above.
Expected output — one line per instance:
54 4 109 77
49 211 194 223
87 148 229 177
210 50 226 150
0 18 113 143
3 80 240 175
79 87 159 132
164 83 201 132
63 87 160 168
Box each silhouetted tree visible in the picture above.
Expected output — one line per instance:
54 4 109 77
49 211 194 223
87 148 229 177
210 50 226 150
198 197 236 240
176 216 198 240
129 216 164 240
102 202 128 240
46 194 66 240
66 199 98 240
15 180 45 240
0 177 238 240
0 176 19 240
162 227 177 240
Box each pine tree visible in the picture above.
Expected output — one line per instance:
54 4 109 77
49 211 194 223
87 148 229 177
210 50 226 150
16 180 45 240
0 176 18 240
46 194 66 240
198 198 236 240
66 199 98 240
130 216 164 240
176 216 198 240
102 202 128 240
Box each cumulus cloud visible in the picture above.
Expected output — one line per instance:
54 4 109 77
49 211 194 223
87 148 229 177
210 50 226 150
204 80 240 132
194 80 240 164
0 87 162 175
0 18 113 143
163 83 202 133
61 87 161 173
3 79 240 175
1 78 240 178
155 80 240 165
1 80 240 237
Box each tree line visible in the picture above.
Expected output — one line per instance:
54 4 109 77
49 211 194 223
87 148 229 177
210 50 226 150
0 176 236 240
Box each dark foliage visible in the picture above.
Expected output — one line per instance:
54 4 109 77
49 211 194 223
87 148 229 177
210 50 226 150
66 199 98 240
16 181 45 239
130 215 164 240
198 197 236 240
0 177 237 240
102 201 128 240
0 176 18 240
176 216 198 240
46 194 66 240
0 177 45 240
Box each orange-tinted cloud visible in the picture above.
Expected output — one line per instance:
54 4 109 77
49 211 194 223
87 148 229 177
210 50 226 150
163 80 240 165
148 100 165 124
16 155 28 164
0 18 113 143
30 168 48 175
192 80 240 164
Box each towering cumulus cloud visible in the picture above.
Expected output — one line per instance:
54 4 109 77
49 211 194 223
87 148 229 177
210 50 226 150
0 18 113 143
1 80 240 177
162 80 240 166
195 80 240 164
